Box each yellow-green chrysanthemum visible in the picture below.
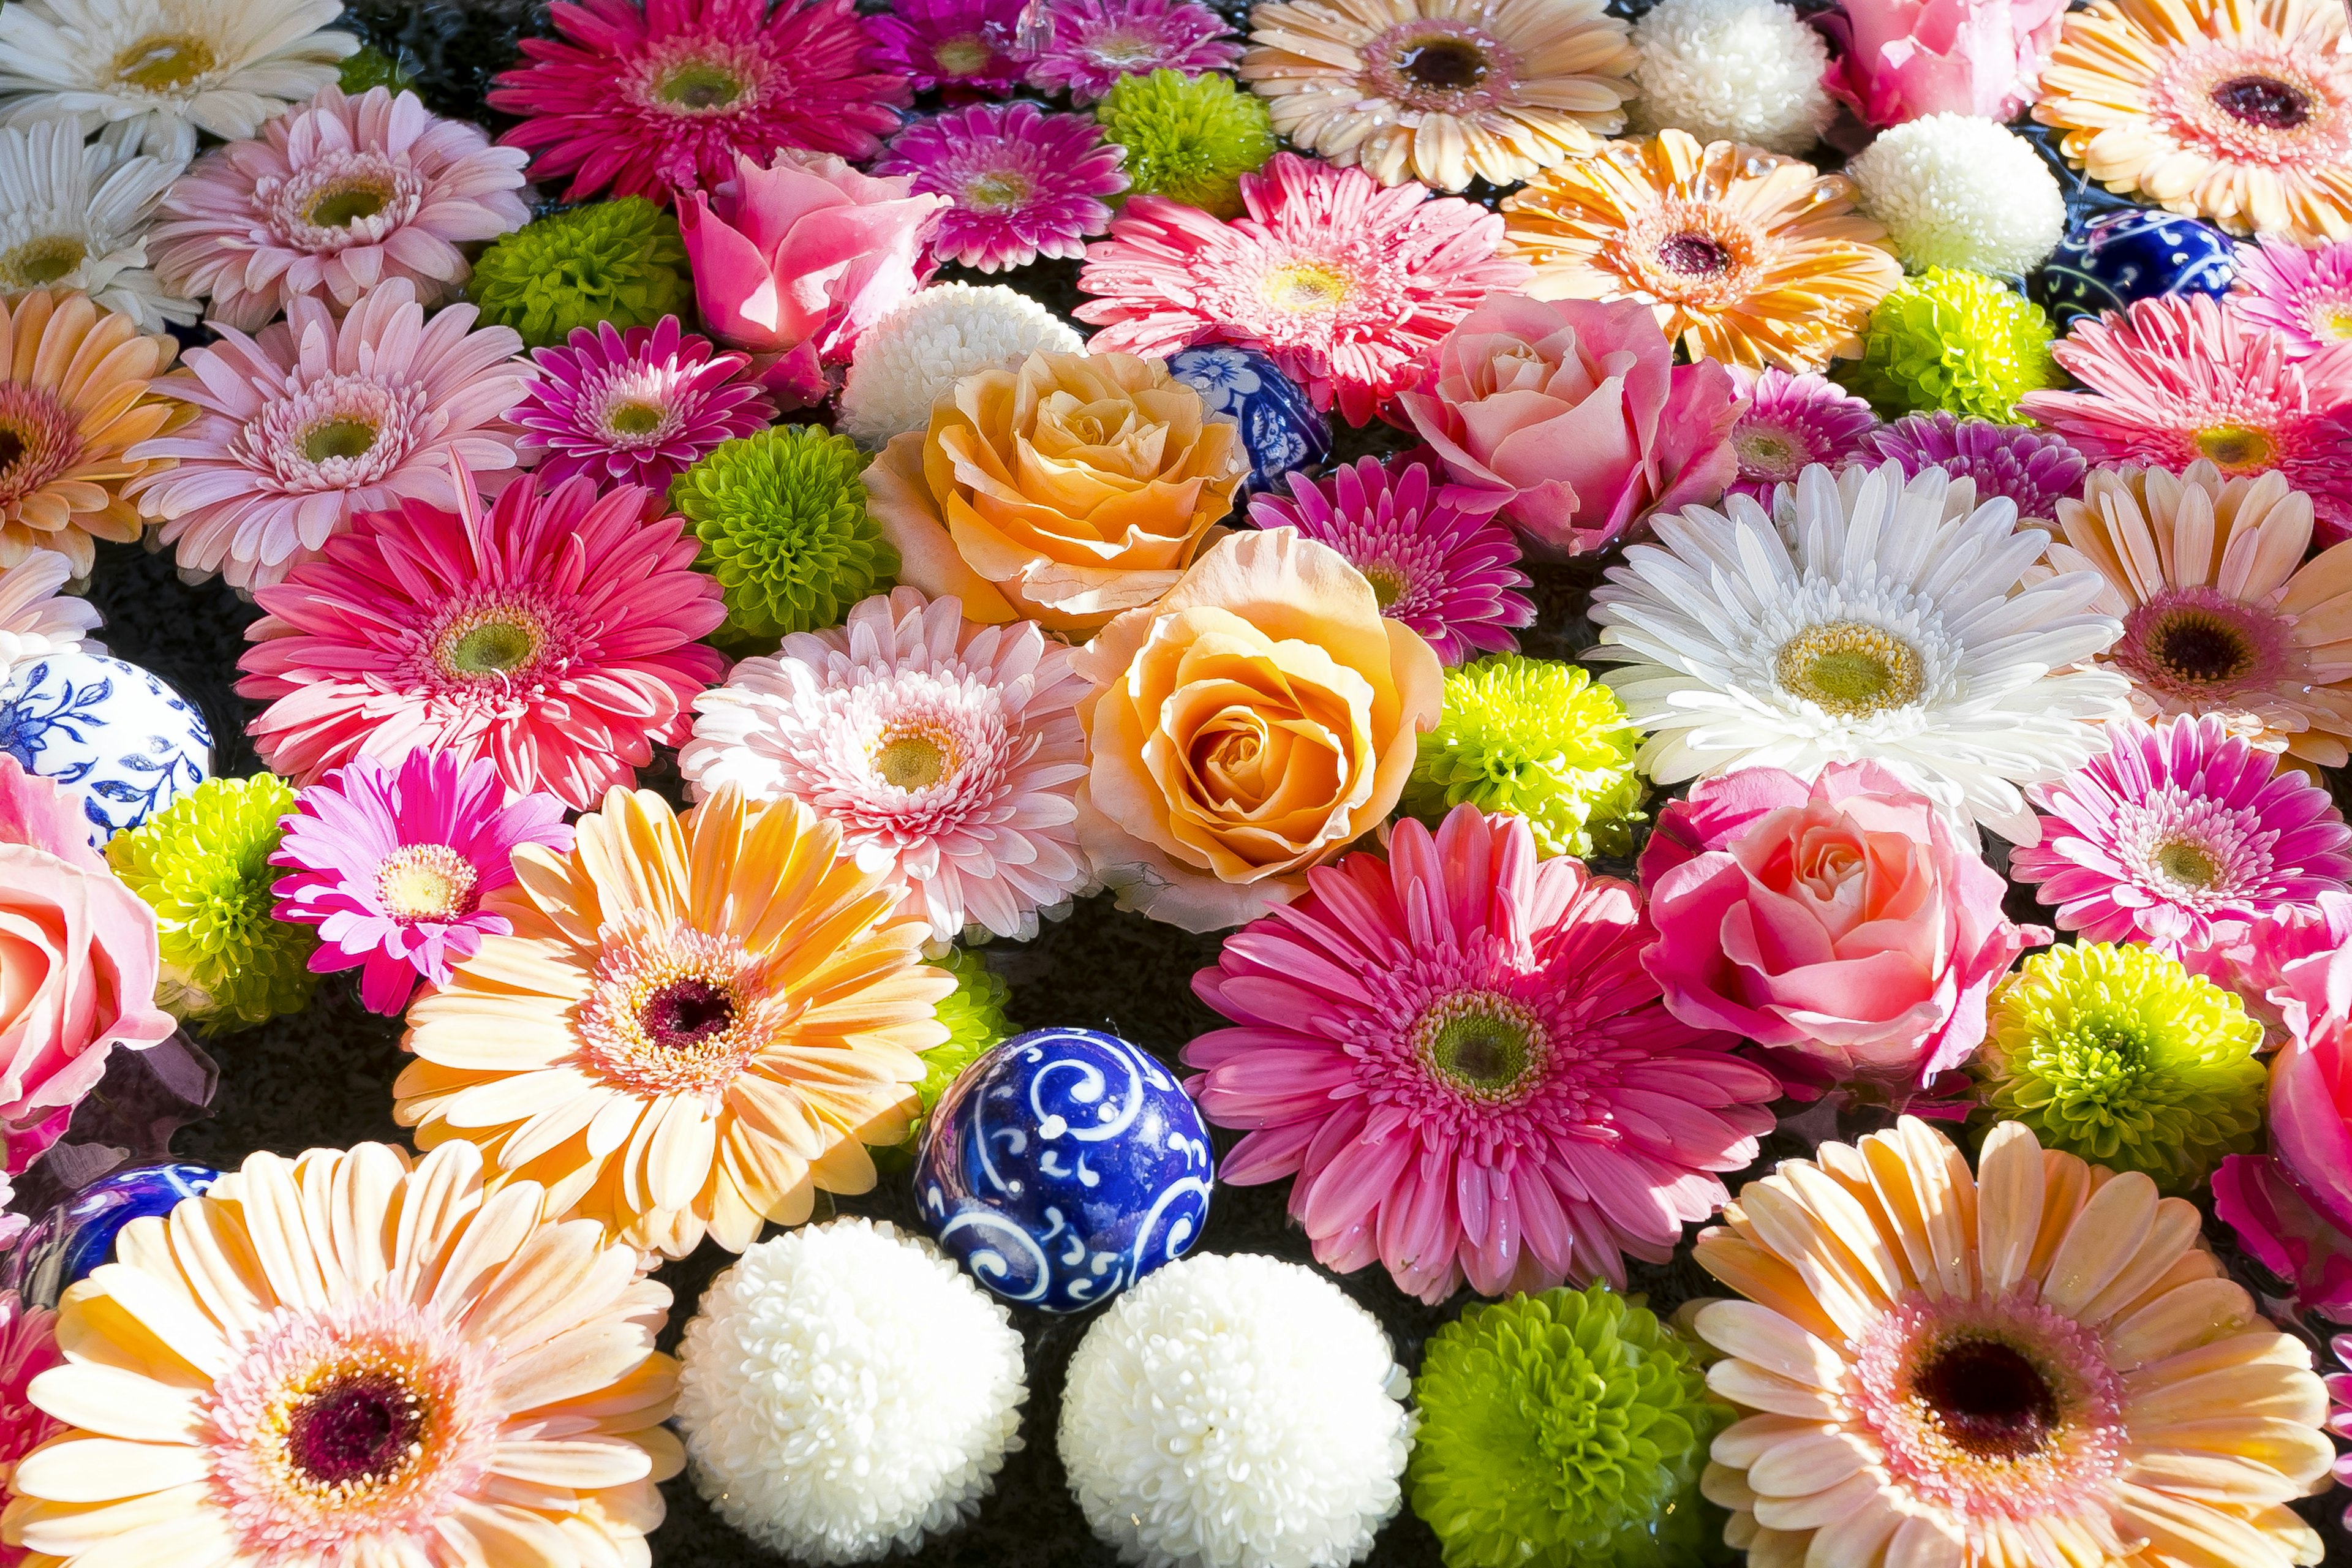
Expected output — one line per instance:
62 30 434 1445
1403 653 1645 858
1838 266 2062 421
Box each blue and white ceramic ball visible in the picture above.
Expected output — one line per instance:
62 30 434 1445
1169 344 1331 498
916 1027 1213 1313
2036 208 2239 330
3 1162 218 1309
0 651 210 845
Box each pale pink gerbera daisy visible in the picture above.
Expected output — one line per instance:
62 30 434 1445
2231 235 2352 358
124 277 532 593
1027 0 1243 104
512 315 774 492
2011 714 2352 956
1076 151 1532 425
146 85 532 333
1723 367 1877 503
876 102 1128 273
1183 804 1780 1304
488 0 909 206
0 550 99 679
679 587 1090 943
237 472 728 810
2019 293 2352 544
867 0 1032 94
270 748 575 1016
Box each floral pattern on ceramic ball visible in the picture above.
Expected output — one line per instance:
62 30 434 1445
0 652 212 846
1169 344 1333 498
2034 208 2237 330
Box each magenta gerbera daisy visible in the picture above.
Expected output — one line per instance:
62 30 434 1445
875 102 1128 273
237 472 728 811
1246 456 1534 665
1075 151 1532 424
1026 0 1243 104
1865 410 2088 522
1183 804 1779 1304
2232 236 2352 358
1722 367 1877 503
866 0 1032 94
2019 293 2352 543
2010 714 2352 957
488 0 910 206
512 314 774 492
0 1290 61 1555
270 749 574 1015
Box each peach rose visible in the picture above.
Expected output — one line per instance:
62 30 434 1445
863 349 1248 635
1072 527 1444 930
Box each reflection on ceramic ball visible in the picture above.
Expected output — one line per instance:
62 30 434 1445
2034 209 2237 330
916 1027 1213 1312
0 651 211 845
3 1163 218 1309
1169 344 1331 497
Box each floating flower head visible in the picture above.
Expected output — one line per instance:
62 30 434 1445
236 472 727 812
1091 66 1275 219
1866 411 2085 522
867 0 1031 94
270 749 575 1017
2033 0 2352 244
0 1140 682 1568
1723 368 1878 505
1692 1116 2334 1568
1027 0 1242 104
465 198 695 351
147 84 532 332
1076 150 1531 426
1238 0 1638 193
0 115 192 330
1839 266 2063 421
671 424 896 646
834 282 1082 450
876 102 1127 274
681 587 1092 946
488 0 908 205
127 277 531 592
1185 805 1778 1302
513 315 774 494
1402 654 1645 859
1500 129 1902 374
2231 235 2352 358
398 785 954 1259
1626 0 1835 155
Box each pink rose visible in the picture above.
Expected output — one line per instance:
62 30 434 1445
2212 1153 2352 1321
677 149 948 407
1815 0 2067 127
2184 891 2352 1036
1641 762 2044 1086
1397 293 1740 556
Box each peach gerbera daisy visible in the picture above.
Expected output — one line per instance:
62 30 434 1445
396 783 951 1261
2034 0 2352 244
1499 128 1901 373
1691 1116 2334 1568
0 288 180 576
0 1140 681 1568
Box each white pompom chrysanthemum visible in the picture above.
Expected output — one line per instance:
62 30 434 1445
1847 113 2067 276
837 282 1084 448
1059 1253 1414 1568
1627 0 1834 155
676 1217 1029 1566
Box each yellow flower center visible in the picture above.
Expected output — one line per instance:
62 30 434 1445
2193 424 2274 468
873 729 954 791
302 417 379 464
306 179 393 229
1262 261 1353 313
375 845 479 923
933 33 994 75
2318 303 2352 341
1775 621 1924 716
2152 839 2220 890
112 32 217 91
1414 991 1546 1101
0 235 86 288
655 59 745 110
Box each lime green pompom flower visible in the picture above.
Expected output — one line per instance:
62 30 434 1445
915 947 1016 1124
1095 69 1276 219
669 425 899 646
1403 653 1645 859
466 198 693 349
1838 268 2062 421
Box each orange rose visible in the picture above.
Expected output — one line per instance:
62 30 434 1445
1072 527 1444 930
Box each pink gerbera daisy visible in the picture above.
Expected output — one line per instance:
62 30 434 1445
1723 367 1877 503
1076 151 1532 425
2231 235 2352 358
1864 411 2088 522
2019 293 2352 543
678 587 1091 943
1026 0 1243 104
1183 804 1780 1304
512 315 774 492
875 102 1128 273
0 1290 60 1567
2010 714 2352 957
146 85 532 333
1246 455 1534 665
270 749 575 1015
488 0 909 206
867 0 1032 94
236 472 728 810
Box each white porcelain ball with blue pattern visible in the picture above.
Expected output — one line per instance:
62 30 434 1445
0 651 211 846
1169 344 1330 497
2035 208 2237 330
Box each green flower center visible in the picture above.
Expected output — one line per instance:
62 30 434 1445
0 235 86 288
374 843 479 923
1362 564 1406 609
306 181 392 229
301 418 379 464
441 619 540 677
2210 74 2311 130
874 730 954 791
1262 261 1352 313
1398 37 1488 91
2193 423 2273 469
639 976 737 1051
932 34 995 75
1775 621 1923 716
2152 839 2220 889
963 171 1033 210
655 60 745 110
1912 1338 2059 1461
113 32 216 91
1415 991 1544 1100
604 399 666 437
1736 428 1799 474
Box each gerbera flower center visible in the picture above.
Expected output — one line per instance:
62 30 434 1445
0 235 86 288
2120 595 2274 695
374 844 480 922
2193 423 2274 468
1084 27 1160 64
1365 20 1512 111
1361 564 1407 609
306 179 393 230
284 1370 425 1487
2211 74 2312 129
301 416 379 464
874 728 956 791
1262 260 1355 313
2152 838 2220 889
639 976 737 1050
576 916 783 1096
1656 233 1732 277
965 170 1034 209
933 33 995 75
434 607 545 680
0 386 80 506
605 399 666 437
1775 620 1924 715
655 59 747 111
1400 37 1489 91
1414 991 1545 1101
1913 1338 2058 1460
1735 426 1803 479
111 32 216 91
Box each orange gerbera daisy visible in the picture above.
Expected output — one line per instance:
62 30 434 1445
0 289 181 575
396 783 950 1259
2034 0 2352 243
1499 129 1901 373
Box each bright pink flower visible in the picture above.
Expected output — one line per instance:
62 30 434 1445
2185 888 2352 1034
1026 0 1242 104
2231 236 2352 360
1183 805 1779 1304
2329 1335 2352 1520
1641 761 2045 1090
488 0 908 206
2214 1152 2352 1320
875 102 1127 273
270 750 574 1016
1814 0 2068 127
511 314 774 492
236 472 728 811
1864 410 2085 522
1396 293 1740 555
866 0 1032 94
0 1289 61 1562
2224 933 2352 1319
1723 368 1878 505
1076 151 1531 426
146 85 531 333
124 277 532 593
677 149 947 407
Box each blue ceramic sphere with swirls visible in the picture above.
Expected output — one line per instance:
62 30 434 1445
915 1027 1213 1312
2035 208 2238 330
1169 344 1330 497
2 1163 219 1309
0 651 210 846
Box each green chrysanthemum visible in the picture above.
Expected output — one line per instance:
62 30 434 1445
1402 654 1645 859
1836 267 2062 421
1095 69 1276 219
1411 1286 1732 1568
1973 941 2266 1194
465 198 692 349
913 947 1016 1128
105 775 319 1035
669 425 898 645
337 45 417 96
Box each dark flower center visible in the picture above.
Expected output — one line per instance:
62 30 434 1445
301 417 379 464
1656 233 1731 277
1913 1339 2059 1461
113 33 216 91
2211 75 2311 129
2193 423 2274 468
0 429 22 479
285 1372 424 1487
1398 38 1488 90
2151 611 2253 685
641 977 736 1050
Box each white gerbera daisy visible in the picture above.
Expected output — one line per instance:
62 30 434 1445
835 282 1083 449
0 115 194 329
1847 112 2068 276
0 0 355 165
1590 461 2132 841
